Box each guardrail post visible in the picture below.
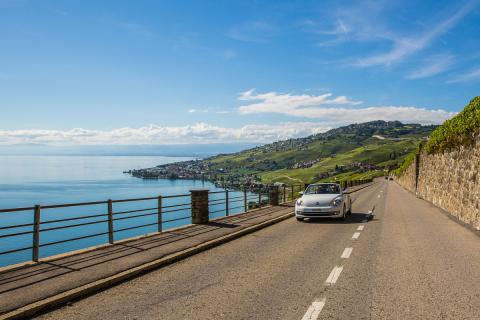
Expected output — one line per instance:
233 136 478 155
32 205 41 262
258 190 262 208
269 185 279 206
304 183 309 191
157 196 162 232
243 189 247 212
225 190 229 216
291 185 294 200
283 185 286 203
107 199 114 244
191 189 209 224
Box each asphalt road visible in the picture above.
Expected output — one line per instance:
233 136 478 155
38 181 480 320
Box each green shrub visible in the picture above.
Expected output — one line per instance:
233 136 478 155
425 96 480 154
394 149 417 176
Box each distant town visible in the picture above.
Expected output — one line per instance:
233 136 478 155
126 158 382 189
126 159 264 189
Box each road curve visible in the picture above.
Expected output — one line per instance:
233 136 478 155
38 181 480 320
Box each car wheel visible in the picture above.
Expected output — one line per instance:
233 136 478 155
340 205 347 221
296 217 304 222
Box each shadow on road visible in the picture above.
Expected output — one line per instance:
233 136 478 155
0 206 289 296
300 212 376 224
204 221 238 228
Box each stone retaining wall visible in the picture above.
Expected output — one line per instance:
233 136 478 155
396 159 417 193
396 134 480 231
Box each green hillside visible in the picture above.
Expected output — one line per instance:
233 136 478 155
425 96 480 154
205 121 435 184
394 96 479 176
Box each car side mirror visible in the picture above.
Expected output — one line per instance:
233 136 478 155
299 191 304 195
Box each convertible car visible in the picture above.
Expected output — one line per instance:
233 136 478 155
295 183 352 221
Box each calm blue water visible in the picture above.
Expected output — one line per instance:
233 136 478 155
0 156 251 267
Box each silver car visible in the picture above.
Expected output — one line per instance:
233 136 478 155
295 183 352 221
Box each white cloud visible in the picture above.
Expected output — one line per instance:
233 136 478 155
1 88 456 146
0 123 331 146
447 67 480 83
238 89 362 113
307 1 477 67
355 1 477 67
238 90 455 124
302 2 400 48
188 108 230 114
406 54 454 79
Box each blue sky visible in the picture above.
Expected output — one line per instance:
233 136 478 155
1 0 479 145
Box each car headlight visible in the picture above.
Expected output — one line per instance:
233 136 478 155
296 199 303 206
330 196 343 206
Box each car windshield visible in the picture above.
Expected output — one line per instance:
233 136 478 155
305 184 340 195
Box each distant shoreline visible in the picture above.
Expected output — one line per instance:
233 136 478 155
0 154 201 158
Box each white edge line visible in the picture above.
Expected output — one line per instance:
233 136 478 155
301 297 326 320
341 247 353 259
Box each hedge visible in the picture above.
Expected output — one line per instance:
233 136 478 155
394 143 421 176
425 96 480 154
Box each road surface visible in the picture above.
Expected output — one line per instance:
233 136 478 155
38 181 480 319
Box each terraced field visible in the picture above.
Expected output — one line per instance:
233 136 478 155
205 121 434 184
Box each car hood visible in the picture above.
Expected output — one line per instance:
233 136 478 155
300 194 340 206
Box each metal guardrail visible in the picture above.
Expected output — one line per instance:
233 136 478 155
0 185 304 265
0 179 372 266
0 194 192 264
208 186 284 217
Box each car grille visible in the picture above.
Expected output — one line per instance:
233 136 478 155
302 212 329 216
301 211 339 216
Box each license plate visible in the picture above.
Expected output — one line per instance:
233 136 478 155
303 208 324 213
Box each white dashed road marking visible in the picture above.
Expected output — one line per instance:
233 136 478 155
302 192 375 319
301 298 326 320
325 266 343 285
341 247 353 259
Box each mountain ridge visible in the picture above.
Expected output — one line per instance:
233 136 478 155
131 120 436 185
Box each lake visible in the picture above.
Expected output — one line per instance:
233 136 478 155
0 155 250 267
